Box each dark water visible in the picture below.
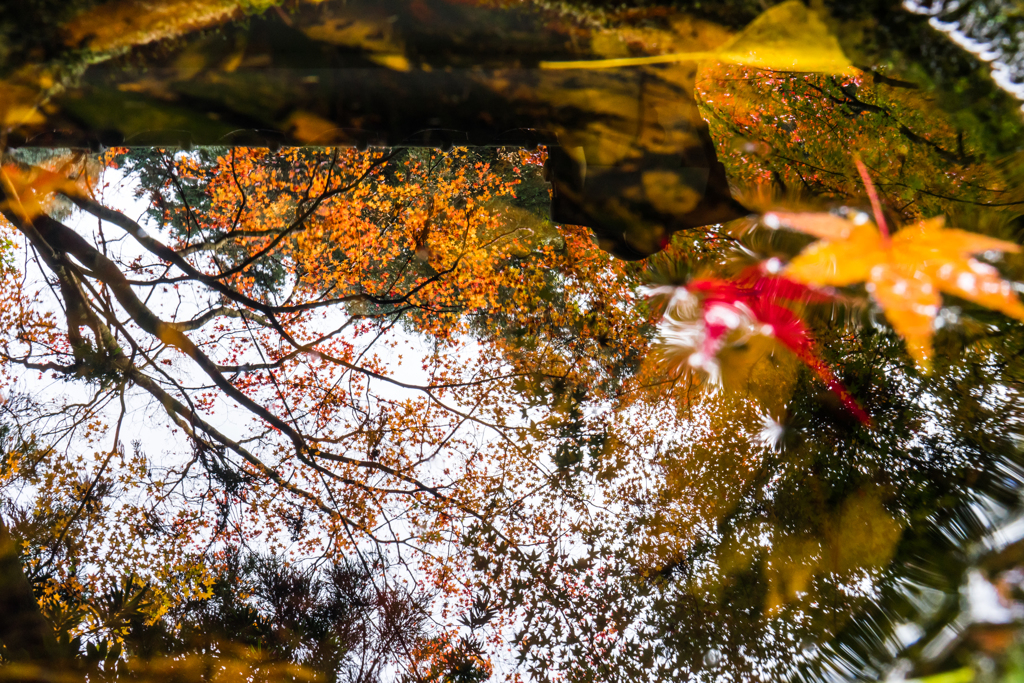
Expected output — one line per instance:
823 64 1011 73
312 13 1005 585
2 1 1024 681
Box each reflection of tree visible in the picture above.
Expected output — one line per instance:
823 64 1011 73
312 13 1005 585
486 311 1024 681
0 145 677 680
3 2 1024 681
3 142 1024 681
681 62 1024 681
1 484 441 683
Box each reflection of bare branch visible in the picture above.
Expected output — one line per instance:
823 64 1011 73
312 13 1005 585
0 149 588 661
1 155 530 559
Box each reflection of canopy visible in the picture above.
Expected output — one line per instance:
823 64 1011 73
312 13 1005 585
3 3 1024 681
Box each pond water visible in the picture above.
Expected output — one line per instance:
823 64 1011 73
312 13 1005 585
2 1 1024 682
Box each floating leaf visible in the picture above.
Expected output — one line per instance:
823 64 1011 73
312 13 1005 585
779 214 1024 370
0 82 46 130
285 111 346 144
712 0 852 74
764 211 858 241
653 265 870 424
541 1 852 75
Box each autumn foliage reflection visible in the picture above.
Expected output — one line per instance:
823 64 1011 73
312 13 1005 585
0 134 1023 680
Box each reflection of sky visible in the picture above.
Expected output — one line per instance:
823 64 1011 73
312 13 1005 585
8 156 1024 679
4 161 640 676
6 164 490 560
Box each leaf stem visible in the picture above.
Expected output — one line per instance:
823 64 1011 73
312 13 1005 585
853 156 889 242
539 51 716 70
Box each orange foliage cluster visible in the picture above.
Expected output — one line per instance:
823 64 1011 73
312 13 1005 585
0 146 666 655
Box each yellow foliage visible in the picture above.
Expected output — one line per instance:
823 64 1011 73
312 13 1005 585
285 111 345 144
0 82 45 130
0 163 89 222
540 1 852 75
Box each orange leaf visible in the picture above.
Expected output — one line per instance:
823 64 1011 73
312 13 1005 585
764 211 859 241
782 213 1024 370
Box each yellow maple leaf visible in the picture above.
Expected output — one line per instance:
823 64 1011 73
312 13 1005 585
775 213 1024 370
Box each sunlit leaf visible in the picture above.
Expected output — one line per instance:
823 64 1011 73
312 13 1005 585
911 667 975 683
764 210 858 241
712 0 853 74
0 82 46 130
780 213 1024 370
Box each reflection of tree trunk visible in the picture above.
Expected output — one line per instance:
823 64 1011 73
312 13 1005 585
0 514 58 662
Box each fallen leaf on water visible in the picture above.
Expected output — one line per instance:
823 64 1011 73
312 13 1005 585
775 213 1024 370
763 210 859 241
541 0 853 75
0 82 46 130
651 264 871 424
